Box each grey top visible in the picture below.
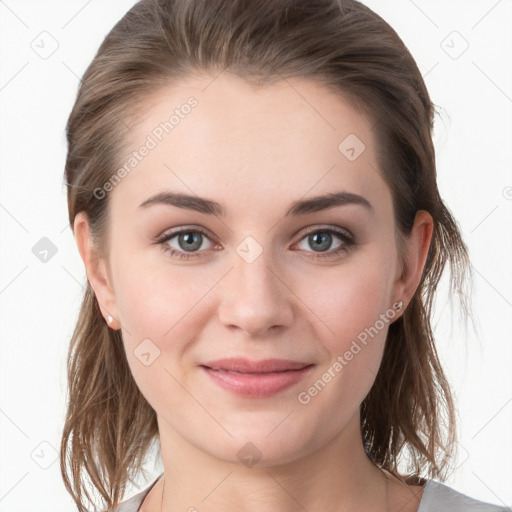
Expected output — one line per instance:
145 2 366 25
111 474 510 512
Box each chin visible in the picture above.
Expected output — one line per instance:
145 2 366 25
200 425 316 469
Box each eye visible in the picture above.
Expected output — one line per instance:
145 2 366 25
294 227 355 259
156 226 218 260
156 225 356 261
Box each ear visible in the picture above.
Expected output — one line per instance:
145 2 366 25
73 212 120 329
393 210 434 311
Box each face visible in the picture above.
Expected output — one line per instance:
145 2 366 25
83 73 411 466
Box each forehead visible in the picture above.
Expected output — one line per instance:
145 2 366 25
110 72 390 218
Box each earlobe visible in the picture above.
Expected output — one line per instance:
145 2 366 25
394 210 434 311
73 212 120 329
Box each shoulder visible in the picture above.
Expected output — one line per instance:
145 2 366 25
107 486 149 512
107 475 162 512
419 480 510 512
110 487 149 512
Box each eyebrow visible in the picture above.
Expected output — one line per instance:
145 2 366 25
138 190 373 216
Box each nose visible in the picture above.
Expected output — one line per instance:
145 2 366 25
217 246 294 338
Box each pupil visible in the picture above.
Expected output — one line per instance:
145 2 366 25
311 232 331 252
180 232 201 251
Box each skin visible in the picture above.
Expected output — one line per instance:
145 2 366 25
74 73 433 512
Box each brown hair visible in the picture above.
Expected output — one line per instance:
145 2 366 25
61 0 472 510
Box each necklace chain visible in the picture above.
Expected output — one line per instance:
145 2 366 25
160 476 165 512
158 473 391 512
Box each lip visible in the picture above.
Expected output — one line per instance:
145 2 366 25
200 358 314 398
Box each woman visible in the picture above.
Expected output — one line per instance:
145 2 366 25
60 0 507 511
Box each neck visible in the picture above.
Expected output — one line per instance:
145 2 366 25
152 413 399 512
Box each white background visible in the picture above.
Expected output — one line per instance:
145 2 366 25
0 0 511 510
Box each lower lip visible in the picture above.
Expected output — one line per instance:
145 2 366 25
201 365 314 398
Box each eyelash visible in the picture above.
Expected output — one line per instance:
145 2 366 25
156 225 356 261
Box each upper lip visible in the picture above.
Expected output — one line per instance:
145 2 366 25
201 358 312 373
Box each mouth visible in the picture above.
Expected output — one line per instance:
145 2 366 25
200 358 315 398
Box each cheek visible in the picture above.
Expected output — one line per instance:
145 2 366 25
113 251 212 340
112 260 211 411
292 262 394 427
294 249 396 403
296 253 394 346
